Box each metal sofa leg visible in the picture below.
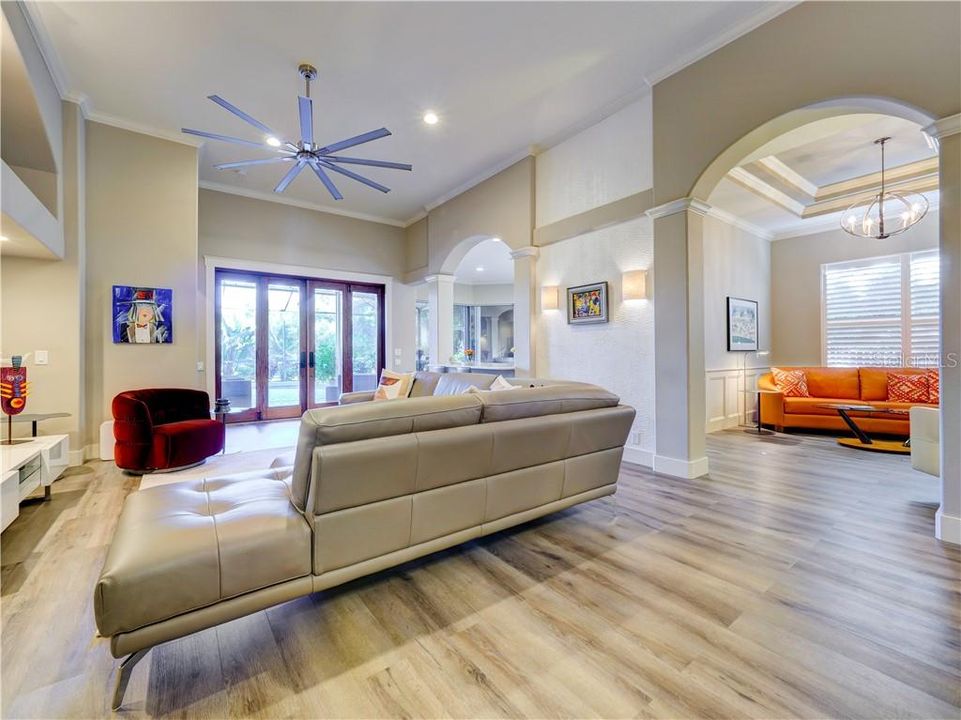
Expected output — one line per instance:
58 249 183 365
112 648 149 710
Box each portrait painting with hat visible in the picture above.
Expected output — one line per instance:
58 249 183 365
113 285 173 344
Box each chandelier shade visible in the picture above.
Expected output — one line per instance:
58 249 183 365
840 137 929 240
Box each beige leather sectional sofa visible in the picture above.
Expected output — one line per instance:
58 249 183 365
95 374 634 708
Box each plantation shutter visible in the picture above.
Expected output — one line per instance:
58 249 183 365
822 250 940 368
909 250 940 366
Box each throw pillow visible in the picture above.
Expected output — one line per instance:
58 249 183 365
926 368 940 404
372 369 414 401
887 372 929 403
463 375 515 394
771 368 809 397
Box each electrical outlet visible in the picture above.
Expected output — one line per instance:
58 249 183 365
196 361 205 372
35 350 49 365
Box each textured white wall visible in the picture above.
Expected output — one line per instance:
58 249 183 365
536 218 655 457
534 97 656 461
535 94 652 227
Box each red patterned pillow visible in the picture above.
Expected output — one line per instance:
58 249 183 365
887 372 929 403
926 369 940 404
771 368 809 397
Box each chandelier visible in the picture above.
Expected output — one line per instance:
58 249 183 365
841 137 929 239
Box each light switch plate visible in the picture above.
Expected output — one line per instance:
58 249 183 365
196 361 205 372
35 350 49 365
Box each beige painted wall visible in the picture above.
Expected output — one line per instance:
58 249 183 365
199 189 405 277
770 212 939 367
652 1 960 201
702 214 771 371
405 217 428 275
423 156 535 276
84 122 200 446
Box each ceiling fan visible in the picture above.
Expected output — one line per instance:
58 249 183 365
182 64 412 199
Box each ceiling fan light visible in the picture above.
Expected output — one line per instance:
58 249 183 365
423 111 439 125
265 135 282 147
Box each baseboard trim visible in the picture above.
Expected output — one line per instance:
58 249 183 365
707 415 742 434
653 454 710 479
622 446 653 468
935 508 961 545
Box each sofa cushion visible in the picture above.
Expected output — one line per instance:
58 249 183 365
771 368 810 397
94 475 311 637
783 397 925 417
859 367 927 401
802 367 860 399
478 384 619 423
372 369 414 401
409 371 442 398
927 369 940 404
434 372 496 396
290 395 483 509
150 419 225 470
887 372 930 403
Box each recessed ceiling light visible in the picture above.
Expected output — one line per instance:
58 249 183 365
265 135 282 147
423 111 439 126
0 235 8 242
491 237 502 243
476 266 485 272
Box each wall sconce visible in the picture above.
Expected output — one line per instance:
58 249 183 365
541 286 559 311
622 270 648 300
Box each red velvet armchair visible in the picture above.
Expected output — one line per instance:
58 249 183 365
112 389 224 472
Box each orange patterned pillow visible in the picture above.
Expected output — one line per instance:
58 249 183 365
926 369 940 404
771 368 809 397
887 372 929 403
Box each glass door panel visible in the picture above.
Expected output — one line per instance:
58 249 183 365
266 280 304 418
217 276 259 422
310 286 344 406
350 290 382 392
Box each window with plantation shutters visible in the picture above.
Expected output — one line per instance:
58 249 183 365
822 250 939 368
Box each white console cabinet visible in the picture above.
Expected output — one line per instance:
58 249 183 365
1 435 70 532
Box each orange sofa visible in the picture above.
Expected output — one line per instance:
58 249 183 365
758 366 936 436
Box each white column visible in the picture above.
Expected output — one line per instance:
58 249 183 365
510 246 538 377
426 274 454 371
647 198 710 479
924 114 961 545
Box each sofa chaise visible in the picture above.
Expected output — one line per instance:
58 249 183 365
95 378 635 708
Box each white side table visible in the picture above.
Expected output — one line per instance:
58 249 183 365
1 434 70 532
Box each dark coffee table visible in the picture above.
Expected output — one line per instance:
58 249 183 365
817 403 910 454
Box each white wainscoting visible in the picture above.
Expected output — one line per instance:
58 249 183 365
705 367 770 433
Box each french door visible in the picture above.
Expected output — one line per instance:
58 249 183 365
215 270 384 423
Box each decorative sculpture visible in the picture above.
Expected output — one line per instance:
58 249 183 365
1 355 29 445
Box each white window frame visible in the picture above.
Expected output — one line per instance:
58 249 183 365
820 250 939 367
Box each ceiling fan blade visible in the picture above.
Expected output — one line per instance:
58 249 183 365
182 128 268 148
299 96 313 146
308 161 343 200
325 156 412 171
318 159 390 193
317 128 391 155
214 156 296 170
208 95 277 137
274 159 307 193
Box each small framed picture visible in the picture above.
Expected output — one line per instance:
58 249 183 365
727 296 758 351
567 282 609 325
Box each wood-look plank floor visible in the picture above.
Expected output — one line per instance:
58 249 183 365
2 431 959 719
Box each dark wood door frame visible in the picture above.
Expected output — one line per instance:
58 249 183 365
215 268 386 423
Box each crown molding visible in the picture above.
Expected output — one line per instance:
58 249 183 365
509 246 539 260
424 273 456 284
756 156 819 198
83 105 204 148
922 113 961 140
645 2 800 86
729 166 806 216
198 181 407 228
645 197 711 219
703 206 774 242
19 1 68 98
422 149 533 215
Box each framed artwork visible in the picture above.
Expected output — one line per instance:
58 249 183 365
567 282 609 325
727 296 758 351
113 286 173 344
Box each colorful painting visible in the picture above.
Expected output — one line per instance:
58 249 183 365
567 282 609 325
113 286 173 344
727 296 758 351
